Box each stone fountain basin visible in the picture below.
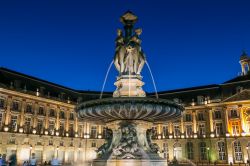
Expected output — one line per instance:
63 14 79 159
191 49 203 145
76 97 183 123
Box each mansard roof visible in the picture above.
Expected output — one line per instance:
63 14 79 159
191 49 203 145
223 89 250 102
0 67 249 105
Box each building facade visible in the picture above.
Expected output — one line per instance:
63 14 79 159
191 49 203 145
0 53 250 165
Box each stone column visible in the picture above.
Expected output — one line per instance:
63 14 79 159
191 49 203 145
4 96 12 131
157 124 162 139
98 125 102 138
209 109 214 137
44 104 49 135
65 110 69 135
181 116 184 138
224 107 230 136
75 116 78 134
192 111 197 137
56 107 60 130
238 106 245 133
19 99 26 129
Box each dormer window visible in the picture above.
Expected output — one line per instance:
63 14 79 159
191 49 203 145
197 96 204 105
236 86 243 93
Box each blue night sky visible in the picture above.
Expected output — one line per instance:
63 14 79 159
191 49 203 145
0 0 250 92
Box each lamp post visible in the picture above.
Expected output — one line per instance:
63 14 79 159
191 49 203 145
29 145 33 161
207 147 210 165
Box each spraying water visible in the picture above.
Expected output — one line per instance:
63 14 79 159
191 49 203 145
100 60 114 99
145 61 159 99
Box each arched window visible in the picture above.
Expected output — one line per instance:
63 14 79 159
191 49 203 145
217 141 226 160
186 142 194 160
233 141 243 162
200 142 207 160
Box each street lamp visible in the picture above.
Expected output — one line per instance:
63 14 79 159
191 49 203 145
207 147 210 165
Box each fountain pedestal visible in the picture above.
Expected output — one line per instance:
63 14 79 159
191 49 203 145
113 75 146 97
93 120 168 166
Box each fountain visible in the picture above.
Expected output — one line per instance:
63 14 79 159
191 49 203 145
76 11 184 166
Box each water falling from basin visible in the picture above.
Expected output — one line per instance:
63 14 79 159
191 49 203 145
100 60 114 99
145 61 159 99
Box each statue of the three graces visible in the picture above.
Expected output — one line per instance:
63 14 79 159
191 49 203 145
114 28 146 76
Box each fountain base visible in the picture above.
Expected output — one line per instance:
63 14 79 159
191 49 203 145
94 121 167 166
93 159 168 166
113 75 146 97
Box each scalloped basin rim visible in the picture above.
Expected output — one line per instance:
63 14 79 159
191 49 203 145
76 97 184 110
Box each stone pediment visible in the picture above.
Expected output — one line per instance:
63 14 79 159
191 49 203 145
223 89 250 102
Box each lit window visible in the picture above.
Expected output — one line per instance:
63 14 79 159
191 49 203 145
91 126 97 138
215 123 224 136
174 125 181 138
59 122 64 136
163 126 168 137
37 119 43 134
163 143 169 160
198 124 206 136
49 121 55 135
186 142 194 160
232 122 240 135
10 115 18 132
185 125 193 137
234 141 243 161
217 141 226 160
200 142 207 160
24 117 31 133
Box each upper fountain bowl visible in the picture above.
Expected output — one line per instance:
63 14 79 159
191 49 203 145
76 97 184 123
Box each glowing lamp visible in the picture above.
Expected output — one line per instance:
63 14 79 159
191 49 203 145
66 133 69 137
169 135 173 139
210 133 215 138
44 130 48 135
19 128 24 133
226 133 230 137
32 129 37 134
55 131 59 136
98 135 102 139
157 135 162 139
4 126 9 132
